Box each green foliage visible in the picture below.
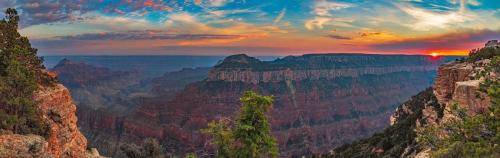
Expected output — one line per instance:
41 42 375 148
201 118 233 158
0 8 55 136
490 56 500 74
467 47 500 62
329 88 441 158
202 91 279 158
419 80 500 158
120 138 167 158
184 153 198 158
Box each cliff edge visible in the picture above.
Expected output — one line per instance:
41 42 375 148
327 40 499 158
0 76 102 158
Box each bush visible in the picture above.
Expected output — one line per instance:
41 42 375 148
120 138 167 158
467 47 500 62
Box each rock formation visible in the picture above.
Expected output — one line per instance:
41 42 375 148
0 81 103 158
328 41 499 158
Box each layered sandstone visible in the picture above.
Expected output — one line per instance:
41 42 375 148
34 84 89 157
433 60 492 116
208 66 437 83
209 54 443 83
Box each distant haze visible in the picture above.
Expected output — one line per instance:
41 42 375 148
43 55 280 78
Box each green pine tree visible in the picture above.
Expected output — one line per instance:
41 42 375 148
0 8 55 136
202 91 279 158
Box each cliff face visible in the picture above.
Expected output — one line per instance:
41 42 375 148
0 83 99 158
434 60 492 116
209 54 443 83
53 54 454 157
35 84 89 157
52 59 143 111
52 61 211 157
208 66 437 83
330 49 497 157
122 54 453 157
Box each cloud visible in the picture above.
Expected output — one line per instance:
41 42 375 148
305 0 353 30
5 0 182 27
56 31 244 41
359 32 382 37
195 0 233 7
143 0 172 12
273 8 286 25
324 34 351 40
313 0 351 16
165 12 287 36
19 12 159 39
209 9 259 17
370 29 500 52
448 0 480 11
304 17 353 30
398 5 474 31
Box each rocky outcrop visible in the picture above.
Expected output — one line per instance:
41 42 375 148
34 84 89 157
485 40 499 48
0 134 50 157
433 62 473 104
433 60 492 116
0 83 103 158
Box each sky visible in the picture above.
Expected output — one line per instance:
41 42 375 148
1 0 499 56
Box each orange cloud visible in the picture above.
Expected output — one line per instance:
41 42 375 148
143 0 172 12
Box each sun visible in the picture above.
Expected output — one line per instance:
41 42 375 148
430 52 439 57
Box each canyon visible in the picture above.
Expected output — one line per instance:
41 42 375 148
52 54 456 157
329 41 499 158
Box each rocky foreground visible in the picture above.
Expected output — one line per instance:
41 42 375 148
0 80 102 158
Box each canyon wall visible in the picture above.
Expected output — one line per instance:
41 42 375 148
329 42 498 157
54 54 455 157
150 54 454 156
208 66 437 83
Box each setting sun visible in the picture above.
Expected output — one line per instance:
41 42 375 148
431 52 439 57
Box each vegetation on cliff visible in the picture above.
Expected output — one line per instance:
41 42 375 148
467 46 500 62
120 138 168 158
327 41 499 158
417 49 500 158
0 8 55 136
327 88 441 158
203 91 278 158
